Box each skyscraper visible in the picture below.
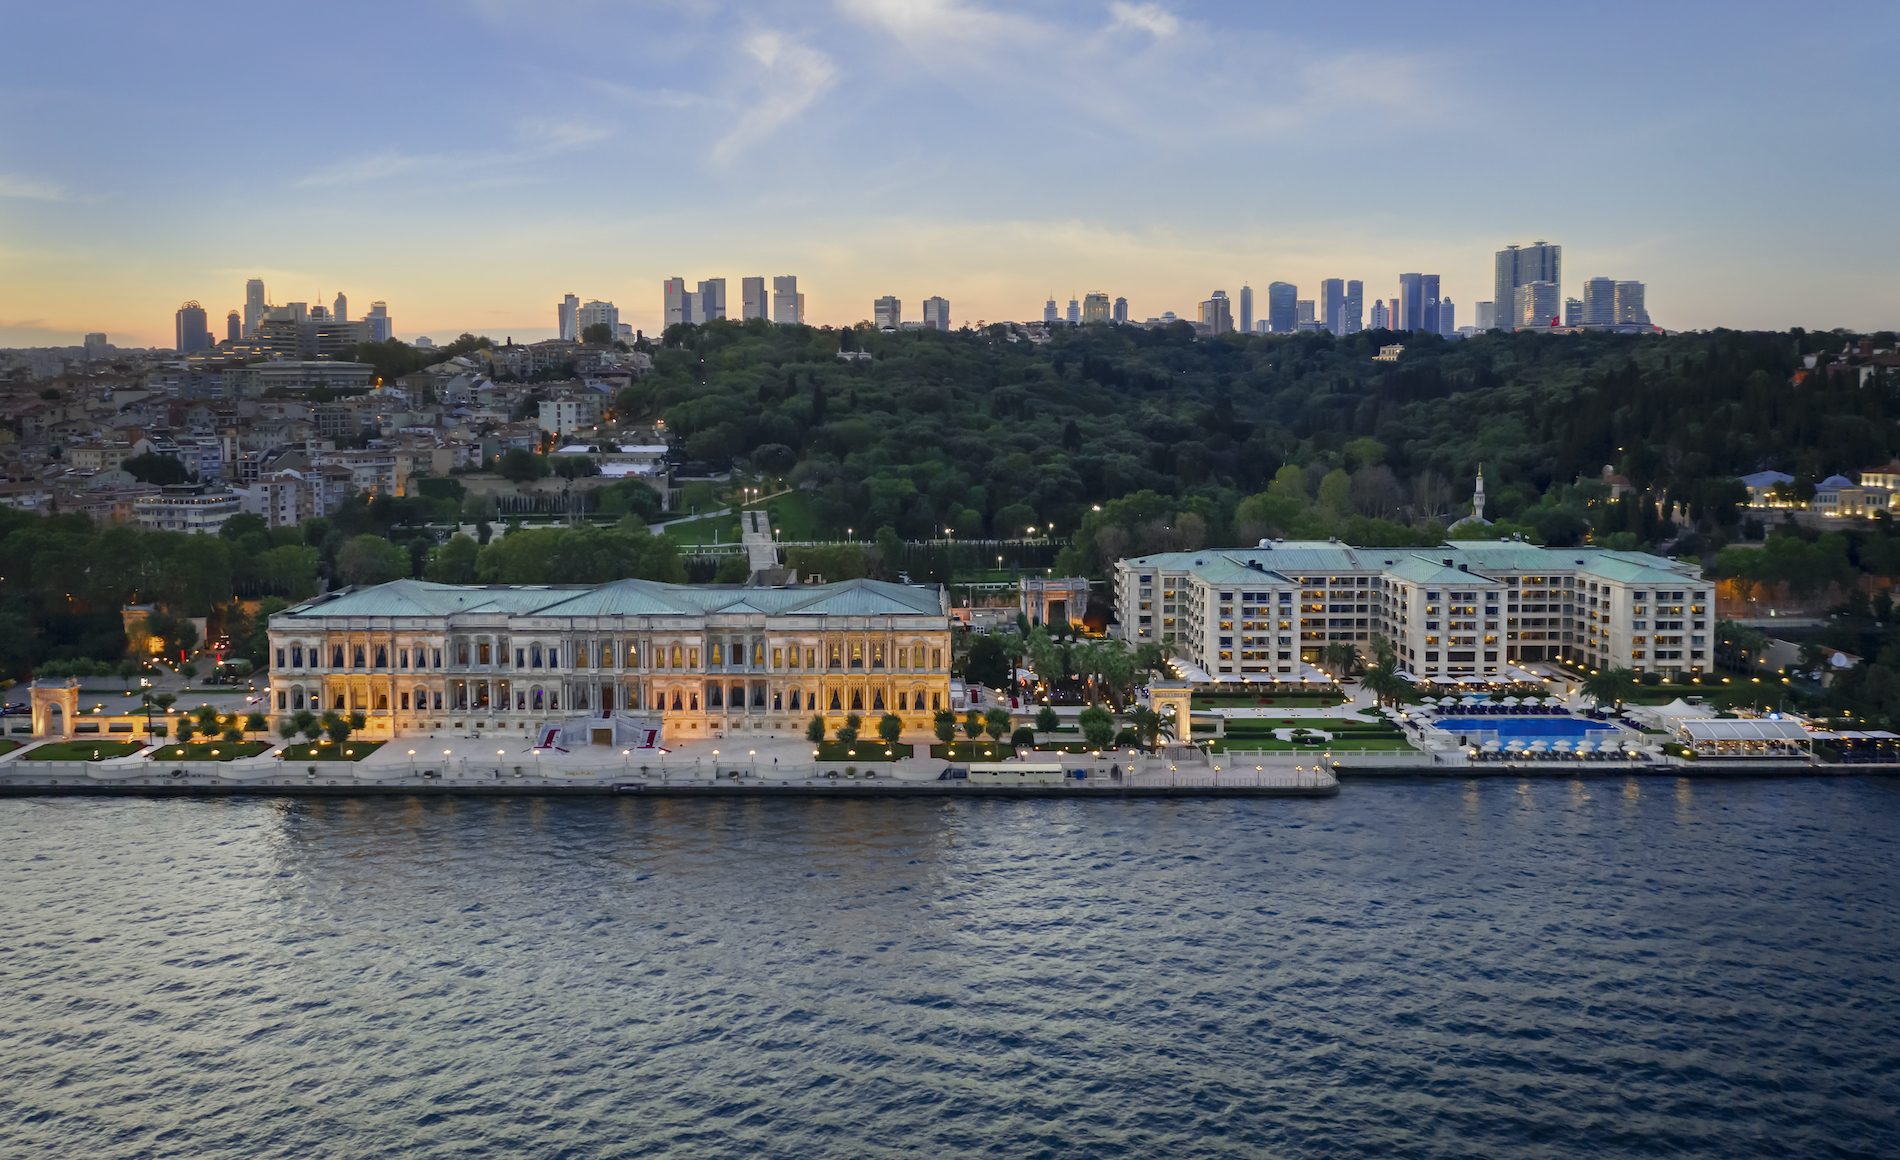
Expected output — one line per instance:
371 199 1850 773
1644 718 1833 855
1398 274 1442 333
559 292 581 339
1320 278 1344 334
1581 278 1616 326
225 311 240 343
741 277 768 321
1113 297 1128 323
662 280 687 328
244 278 266 338
1082 292 1111 323
874 296 901 328
1564 298 1583 327
1239 285 1254 334
1066 297 1080 324
1614 281 1649 326
1369 300 1389 329
1296 299 1315 326
175 302 210 353
1200 291 1234 335
84 332 109 360
696 279 727 322
1267 282 1298 333
771 276 801 324
923 296 951 331
577 300 620 339
333 292 348 323
1513 281 1560 328
1494 242 1561 333
367 302 392 342
1475 301 1496 331
1343 280 1364 334
1439 298 1455 336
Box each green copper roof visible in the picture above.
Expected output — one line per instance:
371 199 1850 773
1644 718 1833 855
276 576 944 622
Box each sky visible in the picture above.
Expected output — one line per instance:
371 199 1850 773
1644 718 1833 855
2 0 1896 348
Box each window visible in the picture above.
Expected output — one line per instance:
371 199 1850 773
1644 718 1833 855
276 648 285 669
277 691 287 709
332 646 345 668
850 690 863 710
456 643 469 665
670 644 683 668
851 643 864 669
789 690 801 711
517 649 526 668
375 646 388 668
913 645 926 668
352 646 365 669
774 648 784 668
830 690 842 711
931 648 942 669
872 644 884 668
687 648 697 668
399 649 409 669
806 647 817 668
711 643 723 665
734 643 746 666
432 649 442 669
531 644 543 668
433 690 442 710
479 643 491 665
830 643 842 668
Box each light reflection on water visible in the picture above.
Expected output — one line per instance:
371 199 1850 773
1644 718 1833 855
1 779 1897 1160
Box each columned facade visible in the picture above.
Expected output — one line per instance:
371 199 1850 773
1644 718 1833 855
266 578 954 743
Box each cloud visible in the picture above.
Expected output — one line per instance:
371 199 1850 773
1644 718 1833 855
294 150 436 188
0 174 63 201
711 31 839 162
1106 2 1178 39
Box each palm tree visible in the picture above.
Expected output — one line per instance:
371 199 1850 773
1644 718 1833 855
1361 661 1414 708
1320 642 1364 679
1097 640 1136 709
1369 633 1397 669
1126 705 1175 753
1581 668 1634 714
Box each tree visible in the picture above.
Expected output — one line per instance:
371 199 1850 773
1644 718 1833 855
933 708 957 745
1581 668 1635 713
837 712 862 745
964 633 1010 688
496 448 550 483
983 706 1011 741
426 534 480 583
581 322 613 345
963 710 984 739
1126 705 1175 752
322 711 352 745
877 713 903 746
123 453 190 486
175 719 196 744
244 711 266 739
298 712 323 742
1360 661 1413 709
1035 704 1059 732
806 714 826 744
335 534 408 587
1078 704 1115 749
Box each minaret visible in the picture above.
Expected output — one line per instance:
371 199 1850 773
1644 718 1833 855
1473 464 1487 521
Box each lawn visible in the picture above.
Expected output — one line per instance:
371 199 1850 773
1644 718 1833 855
0 740 17 757
811 740 912 762
277 741 387 762
659 513 746 548
22 740 146 761
761 491 821 541
1221 717 1401 733
146 741 274 762
1192 693 1344 709
1211 736 1423 754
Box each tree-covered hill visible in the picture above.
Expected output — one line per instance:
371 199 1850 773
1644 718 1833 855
623 318 1897 558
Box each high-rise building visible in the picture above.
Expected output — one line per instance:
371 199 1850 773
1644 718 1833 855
923 296 951 331
1044 298 1058 323
1066 297 1080 324
225 310 241 343
1388 299 1399 328
1239 285 1254 334
1369 299 1389 329
244 278 266 338
577 300 620 339
1564 297 1583 327
1475 301 1496 331
1267 282 1298 333
741 277 768 321
696 279 727 323
1296 299 1315 325
1398 274 1442 333
874 296 901 328
1343 280 1364 334
333 292 348 323
1440 298 1456 336
662 280 687 328
366 302 392 343
1320 278 1344 334
1513 281 1561 328
559 292 581 339
1113 297 1128 323
1614 281 1649 326
772 276 801 324
1581 277 1616 326
1082 292 1111 323
84 332 109 360
1200 290 1234 335
175 301 211 353
1494 242 1561 332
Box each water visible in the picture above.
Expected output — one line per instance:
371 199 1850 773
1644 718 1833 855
2 780 1896 1159
1434 716 1616 739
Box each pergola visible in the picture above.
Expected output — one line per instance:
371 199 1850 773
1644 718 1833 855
1678 717 1811 759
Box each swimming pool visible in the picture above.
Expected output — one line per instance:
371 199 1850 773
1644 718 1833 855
1433 717 1614 739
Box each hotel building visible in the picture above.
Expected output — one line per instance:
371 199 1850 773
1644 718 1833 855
1112 541 1712 681
267 578 955 742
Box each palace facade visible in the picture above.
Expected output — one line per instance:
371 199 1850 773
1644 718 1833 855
266 577 955 742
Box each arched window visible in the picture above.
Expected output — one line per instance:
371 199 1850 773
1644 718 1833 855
376 694 388 710
549 691 559 711
788 689 800 711
912 687 925 713
829 690 842 711
415 687 427 711
671 688 683 711
291 687 305 710
772 690 783 711
850 690 863 711
532 687 544 711
687 692 697 711
671 644 683 668
872 689 885 710
375 646 388 668
416 642 429 668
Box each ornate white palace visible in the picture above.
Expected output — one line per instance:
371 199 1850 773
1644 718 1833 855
266 577 956 743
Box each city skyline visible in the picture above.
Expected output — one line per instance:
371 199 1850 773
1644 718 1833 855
2 1 1896 347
